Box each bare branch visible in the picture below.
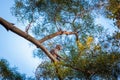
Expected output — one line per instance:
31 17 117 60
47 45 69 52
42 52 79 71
39 31 62 43
39 30 79 43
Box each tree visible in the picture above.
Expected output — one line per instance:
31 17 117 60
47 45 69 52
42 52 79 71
0 0 120 79
0 59 25 80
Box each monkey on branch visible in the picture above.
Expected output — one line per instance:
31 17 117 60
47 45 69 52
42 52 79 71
50 45 63 61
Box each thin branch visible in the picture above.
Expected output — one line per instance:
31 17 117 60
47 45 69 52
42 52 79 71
25 21 33 33
25 12 35 33
0 17 57 62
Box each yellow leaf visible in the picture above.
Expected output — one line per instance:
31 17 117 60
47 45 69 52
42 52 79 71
86 36 93 48
76 40 85 51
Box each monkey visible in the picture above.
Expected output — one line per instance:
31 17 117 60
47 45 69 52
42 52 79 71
50 45 62 61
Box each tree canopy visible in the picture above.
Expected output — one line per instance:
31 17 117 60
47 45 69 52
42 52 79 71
0 0 120 80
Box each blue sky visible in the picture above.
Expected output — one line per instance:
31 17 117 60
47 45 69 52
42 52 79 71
0 0 40 77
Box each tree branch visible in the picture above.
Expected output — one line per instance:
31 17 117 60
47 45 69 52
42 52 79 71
39 31 62 43
0 17 57 62
39 30 79 43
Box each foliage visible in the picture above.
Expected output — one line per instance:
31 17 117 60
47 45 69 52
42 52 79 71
76 36 94 51
35 52 120 79
11 0 100 40
0 59 25 80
